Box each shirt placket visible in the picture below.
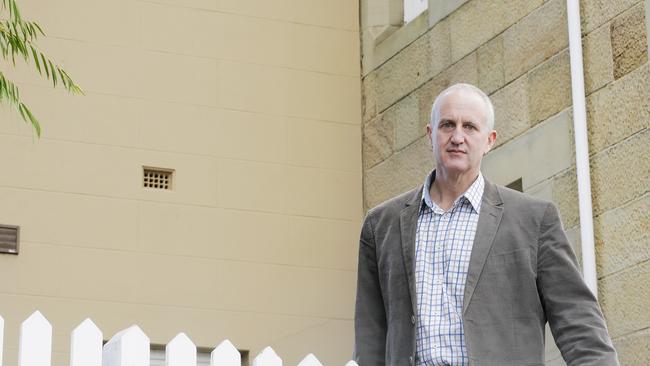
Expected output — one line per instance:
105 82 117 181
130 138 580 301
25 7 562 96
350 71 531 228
432 207 452 362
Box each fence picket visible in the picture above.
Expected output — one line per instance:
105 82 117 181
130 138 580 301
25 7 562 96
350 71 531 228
70 319 102 366
210 340 240 366
251 347 281 366
297 354 322 366
0 315 4 366
166 333 196 366
18 311 52 366
102 325 150 366
4 311 357 365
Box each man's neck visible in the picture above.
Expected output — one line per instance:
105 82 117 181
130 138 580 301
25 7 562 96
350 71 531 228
429 169 479 211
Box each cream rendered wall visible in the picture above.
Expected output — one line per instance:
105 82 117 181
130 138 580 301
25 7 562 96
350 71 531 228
0 0 362 365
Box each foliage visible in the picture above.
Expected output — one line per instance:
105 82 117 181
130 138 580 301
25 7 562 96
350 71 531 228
0 0 82 136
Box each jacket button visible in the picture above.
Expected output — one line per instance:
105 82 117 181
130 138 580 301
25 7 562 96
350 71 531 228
411 315 416 324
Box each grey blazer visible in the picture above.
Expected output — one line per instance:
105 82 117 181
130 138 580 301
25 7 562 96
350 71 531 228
354 180 618 366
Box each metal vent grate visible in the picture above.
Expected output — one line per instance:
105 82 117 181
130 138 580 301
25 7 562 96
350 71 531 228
143 167 173 190
0 224 19 254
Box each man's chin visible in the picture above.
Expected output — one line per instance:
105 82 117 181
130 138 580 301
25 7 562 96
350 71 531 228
438 163 476 176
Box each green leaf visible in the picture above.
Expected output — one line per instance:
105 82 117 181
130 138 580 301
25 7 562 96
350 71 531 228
30 45 41 74
41 52 49 78
48 59 57 86
1 0 81 138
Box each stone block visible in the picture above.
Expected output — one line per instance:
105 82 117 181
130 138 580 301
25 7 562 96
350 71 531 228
482 110 573 190
613 327 650 366
411 53 478 129
580 0 640 35
390 95 424 151
426 19 454 77
414 77 450 127
590 128 649 216
428 0 469 26
478 35 505 95
582 24 614 94
550 168 580 229
503 0 568 82
611 3 649 80
364 136 433 210
449 0 543 62
490 75 529 148
527 51 573 125
565 227 582 264
594 194 649 277
373 20 451 113
363 113 394 169
445 52 479 86
599 260 650 338
362 72 380 122
368 11 429 75
586 63 649 155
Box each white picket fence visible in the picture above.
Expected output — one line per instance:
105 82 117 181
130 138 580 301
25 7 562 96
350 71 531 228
3 311 358 366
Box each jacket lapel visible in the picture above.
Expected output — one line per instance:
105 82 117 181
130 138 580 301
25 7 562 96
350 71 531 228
400 188 422 315
463 180 503 314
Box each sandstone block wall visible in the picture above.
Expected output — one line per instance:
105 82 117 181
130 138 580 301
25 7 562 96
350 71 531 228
361 0 649 363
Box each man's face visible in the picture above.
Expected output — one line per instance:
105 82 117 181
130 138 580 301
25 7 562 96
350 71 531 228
427 90 496 177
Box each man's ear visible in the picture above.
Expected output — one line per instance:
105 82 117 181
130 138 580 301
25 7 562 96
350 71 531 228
426 123 433 144
485 130 497 155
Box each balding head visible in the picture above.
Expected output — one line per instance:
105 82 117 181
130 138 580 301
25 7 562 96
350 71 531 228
430 83 495 131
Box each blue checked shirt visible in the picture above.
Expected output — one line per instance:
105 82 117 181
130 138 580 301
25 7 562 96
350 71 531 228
414 171 484 366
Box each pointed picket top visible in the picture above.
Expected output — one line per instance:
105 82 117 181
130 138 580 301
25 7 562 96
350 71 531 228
102 325 150 366
19 311 53 366
344 361 359 366
166 333 196 366
297 354 322 366
211 339 240 366
70 319 102 366
252 347 282 366
0 315 4 366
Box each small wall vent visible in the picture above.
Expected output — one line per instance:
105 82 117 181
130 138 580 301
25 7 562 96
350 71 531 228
143 167 173 190
0 224 19 254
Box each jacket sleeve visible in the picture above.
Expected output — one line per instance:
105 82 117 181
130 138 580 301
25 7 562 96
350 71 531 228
536 202 619 366
353 211 387 366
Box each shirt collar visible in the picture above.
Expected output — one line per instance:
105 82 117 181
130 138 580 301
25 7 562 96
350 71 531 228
421 170 485 214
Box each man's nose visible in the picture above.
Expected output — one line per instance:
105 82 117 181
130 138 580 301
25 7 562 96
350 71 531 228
450 127 464 143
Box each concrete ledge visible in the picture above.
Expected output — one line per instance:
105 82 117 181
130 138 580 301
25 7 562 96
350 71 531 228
481 109 573 190
362 0 469 76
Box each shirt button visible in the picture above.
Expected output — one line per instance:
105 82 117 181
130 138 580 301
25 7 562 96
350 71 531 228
411 314 416 324
409 356 414 364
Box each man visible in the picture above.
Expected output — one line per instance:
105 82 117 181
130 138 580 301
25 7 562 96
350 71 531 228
354 83 618 365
